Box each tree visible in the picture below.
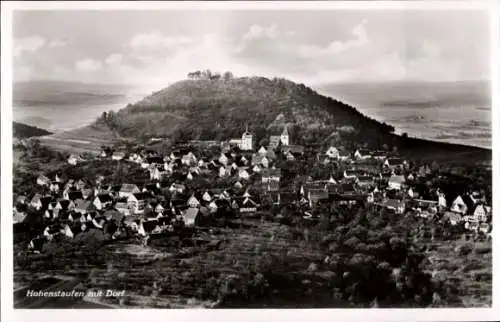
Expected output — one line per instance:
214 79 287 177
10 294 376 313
223 71 234 81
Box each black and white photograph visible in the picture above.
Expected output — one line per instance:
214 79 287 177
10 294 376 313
1 1 498 320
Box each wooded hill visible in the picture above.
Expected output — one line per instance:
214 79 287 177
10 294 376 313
95 74 490 165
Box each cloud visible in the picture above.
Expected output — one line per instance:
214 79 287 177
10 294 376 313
75 58 103 72
297 19 369 58
14 66 34 81
237 24 295 52
129 31 194 52
105 53 123 65
13 36 46 57
48 39 66 48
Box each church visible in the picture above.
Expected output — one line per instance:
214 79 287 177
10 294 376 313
229 125 254 151
269 125 289 149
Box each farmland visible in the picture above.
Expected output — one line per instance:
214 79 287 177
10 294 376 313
37 124 122 154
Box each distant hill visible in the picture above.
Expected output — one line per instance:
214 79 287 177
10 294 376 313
316 80 491 110
13 122 52 139
13 80 132 106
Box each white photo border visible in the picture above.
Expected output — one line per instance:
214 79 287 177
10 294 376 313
1 1 499 321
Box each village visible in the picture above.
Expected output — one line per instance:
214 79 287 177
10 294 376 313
13 124 493 254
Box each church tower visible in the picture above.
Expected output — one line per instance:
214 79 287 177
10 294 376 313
241 124 253 151
280 124 289 146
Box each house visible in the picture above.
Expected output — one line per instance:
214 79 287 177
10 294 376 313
128 153 144 164
150 166 169 181
55 199 75 212
337 150 351 162
258 146 267 156
13 209 27 224
49 182 63 193
354 149 372 160
100 147 113 158
238 196 258 213
28 237 46 252
74 179 87 190
127 192 152 214
182 208 200 227
281 145 304 155
285 152 296 161
438 193 447 209
238 169 250 180
187 195 200 208
16 195 28 205
73 212 87 224
479 223 490 234
74 199 94 214
144 156 164 168
269 136 282 149
261 168 281 183
142 183 160 195
68 154 82 165
169 183 185 194
119 184 140 198
202 191 212 203
357 175 375 189
260 156 270 168
472 204 489 222
340 183 357 195
65 190 83 201
470 191 486 204
372 151 387 161
45 208 59 220
207 200 219 213
36 175 51 186
218 153 229 166
379 199 406 215
388 174 406 190
264 181 280 193
266 150 277 160
412 199 438 212
251 164 262 174
326 146 339 159
344 170 358 180
308 189 329 207
450 195 475 215
81 188 94 200
442 211 462 226
219 166 228 178
154 201 167 214
112 151 126 161
251 154 263 167
61 223 75 238
234 181 244 190
142 219 162 235
31 194 51 211
384 158 405 170
114 201 131 216
93 194 114 210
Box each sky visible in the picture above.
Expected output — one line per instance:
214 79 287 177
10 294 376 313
12 9 491 92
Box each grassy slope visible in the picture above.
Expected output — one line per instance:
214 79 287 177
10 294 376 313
37 124 122 154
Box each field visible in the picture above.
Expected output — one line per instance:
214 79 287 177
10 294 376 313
422 238 492 307
14 220 351 308
14 214 492 308
37 124 121 154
